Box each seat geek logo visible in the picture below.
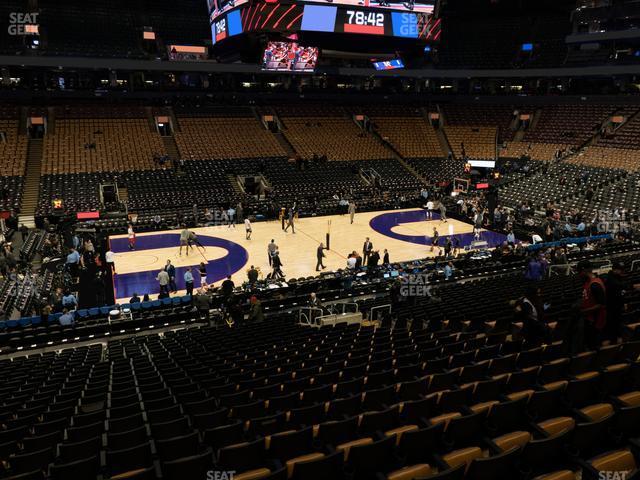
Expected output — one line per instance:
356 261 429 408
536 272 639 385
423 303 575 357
7 12 39 36
599 472 629 480
206 472 236 480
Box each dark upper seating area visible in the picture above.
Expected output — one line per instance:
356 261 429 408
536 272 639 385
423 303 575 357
0 1 28 55
437 13 571 70
142 0 210 46
39 0 145 59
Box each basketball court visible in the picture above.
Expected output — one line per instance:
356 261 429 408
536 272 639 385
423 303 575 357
108 208 509 302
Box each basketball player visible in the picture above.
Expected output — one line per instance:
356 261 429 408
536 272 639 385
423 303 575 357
439 203 448 223
179 226 191 256
245 217 252 240
431 227 439 253
189 231 206 251
348 201 356 224
284 208 295 233
426 200 434 220
127 224 136 251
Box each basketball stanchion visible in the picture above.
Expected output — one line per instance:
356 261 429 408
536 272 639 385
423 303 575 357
326 220 331 250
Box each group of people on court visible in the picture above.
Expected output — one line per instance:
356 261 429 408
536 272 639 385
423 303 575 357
156 258 209 297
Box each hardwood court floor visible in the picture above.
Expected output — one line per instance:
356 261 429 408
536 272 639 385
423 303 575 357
109 208 508 302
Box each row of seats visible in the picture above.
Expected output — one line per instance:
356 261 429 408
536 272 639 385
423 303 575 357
373 117 442 159
43 119 166 174
2 319 639 480
174 117 286 160
0 119 28 176
281 118 392 161
444 126 496 160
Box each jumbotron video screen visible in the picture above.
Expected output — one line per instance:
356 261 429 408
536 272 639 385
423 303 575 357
208 0 440 45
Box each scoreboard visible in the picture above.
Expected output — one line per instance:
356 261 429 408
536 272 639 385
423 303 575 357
209 0 440 45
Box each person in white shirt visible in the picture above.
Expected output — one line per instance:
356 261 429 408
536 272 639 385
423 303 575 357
105 249 115 274
346 256 357 270
244 218 252 240
127 224 136 250
426 201 434 219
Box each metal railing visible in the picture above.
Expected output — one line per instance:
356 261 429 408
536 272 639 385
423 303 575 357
298 307 324 327
369 304 392 323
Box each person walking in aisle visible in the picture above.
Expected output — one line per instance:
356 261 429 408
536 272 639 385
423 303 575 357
316 242 327 271
184 267 194 296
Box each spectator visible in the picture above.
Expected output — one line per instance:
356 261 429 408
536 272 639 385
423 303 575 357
247 265 259 285
194 288 211 319
199 262 207 286
578 260 607 349
105 248 116 274
524 254 546 282
129 293 141 303
184 267 194 296
19 224 28 242
514 285 548 345
62 290 77 309
59 309 75 327
444 262 454 280
156 269 170 297
604 262 625 345
249 296 264 322
164 260 177 293
66 248 81 275
221 275 235 297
